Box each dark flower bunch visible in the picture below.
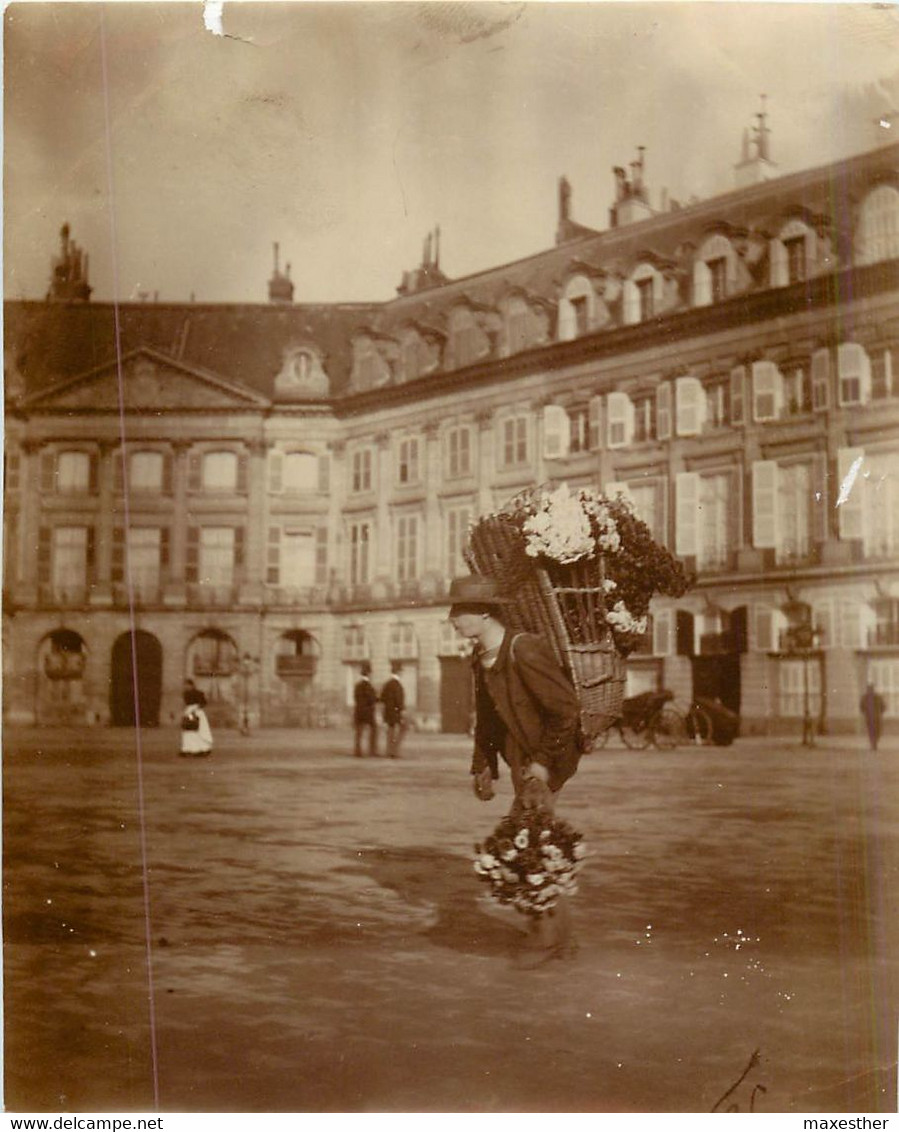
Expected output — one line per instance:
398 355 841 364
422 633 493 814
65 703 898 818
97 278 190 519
474 809 587 916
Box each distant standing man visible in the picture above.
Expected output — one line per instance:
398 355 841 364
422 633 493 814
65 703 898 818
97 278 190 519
381 662 407 759
860 681 886 752
353 661 378 758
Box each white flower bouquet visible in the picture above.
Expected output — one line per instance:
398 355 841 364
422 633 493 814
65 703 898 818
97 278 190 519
474 809 587 916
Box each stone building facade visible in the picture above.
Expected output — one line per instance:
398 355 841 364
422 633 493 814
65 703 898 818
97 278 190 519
4 133 899 736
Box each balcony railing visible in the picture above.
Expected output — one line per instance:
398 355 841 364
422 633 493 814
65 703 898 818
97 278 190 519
868 624 899 647
275 655 317 677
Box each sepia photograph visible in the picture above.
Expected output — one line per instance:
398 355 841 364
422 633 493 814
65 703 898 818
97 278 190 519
3 0 899 1116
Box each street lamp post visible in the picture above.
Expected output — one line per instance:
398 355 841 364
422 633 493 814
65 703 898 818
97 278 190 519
239 652 259 735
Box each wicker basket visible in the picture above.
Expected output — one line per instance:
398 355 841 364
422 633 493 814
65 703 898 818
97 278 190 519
465 515 625 739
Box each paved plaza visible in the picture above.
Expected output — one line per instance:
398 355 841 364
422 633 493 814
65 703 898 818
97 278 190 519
3 725 897 1113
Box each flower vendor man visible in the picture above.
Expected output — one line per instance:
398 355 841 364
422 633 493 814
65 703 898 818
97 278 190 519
448 573 582 964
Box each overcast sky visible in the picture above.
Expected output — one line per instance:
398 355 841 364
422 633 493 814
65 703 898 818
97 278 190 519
5 1 899 305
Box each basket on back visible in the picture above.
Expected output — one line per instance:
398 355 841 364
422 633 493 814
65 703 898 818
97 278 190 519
465 513 625 740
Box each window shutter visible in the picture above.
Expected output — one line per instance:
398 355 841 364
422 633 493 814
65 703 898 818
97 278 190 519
186 526 199 583
730 366 746 425
752 461 779 549
38 526 52 585
752 361 782 421
86 526 96 578
40 452 55 494
675 376 706 436
234 526 245 569
268 451 283 494
111 526 125 582
113 449 125 494
754 607 774 652
656 383 672 439
654 477 669 546
588 395 603 450
811 349 830 411
675 472 700 556
188 453 202 492
623 280 639 325
770 239 788 287
693 259 711 306
812 454 828 545
543 405 570 459
236 453 249 494
162 452 173 496
88 453 99 494
315 526 328 585
607 391 634 448
812 600 833 651
652 608 673 656
266 526 281 585
318 454 331 494
836 447 865 540
160 527 170 570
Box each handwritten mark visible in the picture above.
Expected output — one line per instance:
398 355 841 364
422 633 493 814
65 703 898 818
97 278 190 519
711 1047 767 1112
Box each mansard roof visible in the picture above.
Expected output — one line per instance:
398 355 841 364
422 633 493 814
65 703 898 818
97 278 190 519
5 141 898 408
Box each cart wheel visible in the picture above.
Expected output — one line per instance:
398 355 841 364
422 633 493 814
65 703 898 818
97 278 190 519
621 722 651 750
652 707 686 749
687 706 714 745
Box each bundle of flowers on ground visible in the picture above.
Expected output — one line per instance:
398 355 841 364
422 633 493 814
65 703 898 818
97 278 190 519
473 809 587 916
468 482 691 657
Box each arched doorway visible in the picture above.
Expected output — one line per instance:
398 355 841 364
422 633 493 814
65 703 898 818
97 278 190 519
186 629 239 728
272 630 320 726
37 629 88 725
110 630 163 726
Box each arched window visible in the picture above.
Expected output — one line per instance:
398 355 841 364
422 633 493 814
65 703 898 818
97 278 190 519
856 184 899 265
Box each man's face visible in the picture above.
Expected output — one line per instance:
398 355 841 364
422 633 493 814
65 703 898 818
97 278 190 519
450 611 485 639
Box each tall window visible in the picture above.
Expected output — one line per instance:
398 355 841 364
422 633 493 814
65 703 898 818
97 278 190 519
396 515 419 582
281 530 316 588
52 526 90 590
130 451 164 493
351 448 373 493
777 463 811 562
349 522 371 585
698 474 730 570
499 416 529 469
199 527 236 585
837 343 871 406
343 625 368 661
202 451 238 491
705 381 730 428
784 236 807 283
397 438 420 486
446 505 472 577
633 395 656 442
779 659 822 718
57 451 91 493
569 407 590 453
125 527 163 589
283 452 318 493
446 426 472 478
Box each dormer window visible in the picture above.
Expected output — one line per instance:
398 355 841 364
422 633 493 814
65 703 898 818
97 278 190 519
558 275 595 341
448 307 488 369
623 263 663 325
771 218 815 287
694 234 737 306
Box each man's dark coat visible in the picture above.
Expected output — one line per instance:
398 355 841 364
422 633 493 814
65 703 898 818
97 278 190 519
471 629 581 794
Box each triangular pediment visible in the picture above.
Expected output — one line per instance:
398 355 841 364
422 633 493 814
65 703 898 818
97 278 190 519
22 348 269 412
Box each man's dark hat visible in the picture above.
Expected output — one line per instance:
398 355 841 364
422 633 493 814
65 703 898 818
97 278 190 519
447 574 510 614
